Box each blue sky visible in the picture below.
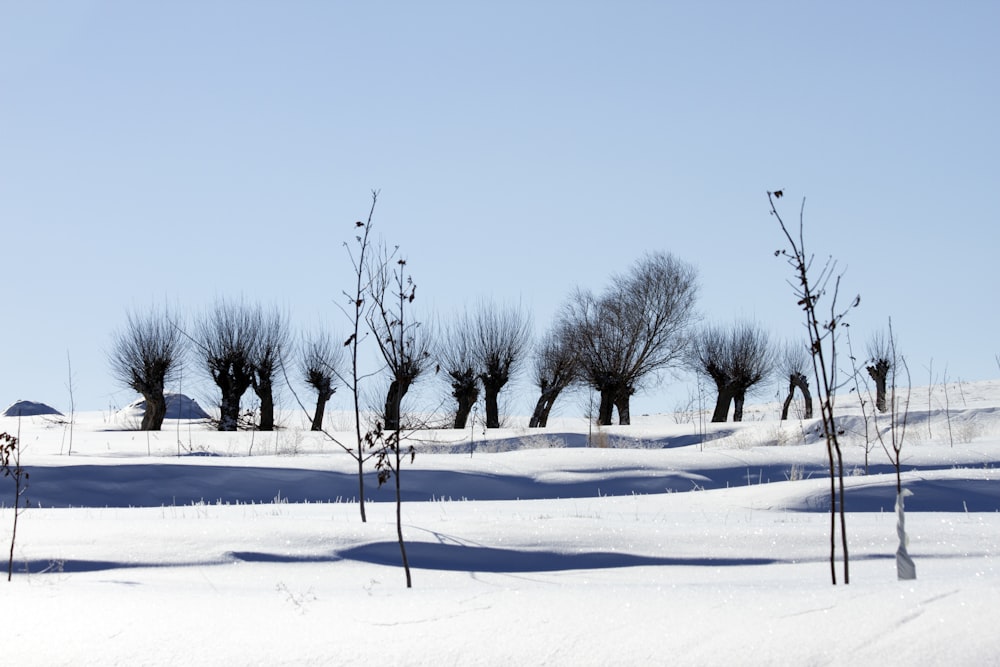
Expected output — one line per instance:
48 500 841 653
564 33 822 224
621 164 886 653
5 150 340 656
2 1 997 417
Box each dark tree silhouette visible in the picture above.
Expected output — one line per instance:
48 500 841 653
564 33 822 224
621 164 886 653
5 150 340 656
689 321 774 422
565 252 698 425
109 307 185 431
300 330 341 431
249 307 290 432
779 341 814 420
528 321 580 428
866 330 893 413
438 320 480 429
470 301 532 429
196 300 260 432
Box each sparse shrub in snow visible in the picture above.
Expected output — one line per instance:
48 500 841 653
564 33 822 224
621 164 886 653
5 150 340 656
784 464 806 481
277 428 306 456
1 430 27 581
955 420 983 444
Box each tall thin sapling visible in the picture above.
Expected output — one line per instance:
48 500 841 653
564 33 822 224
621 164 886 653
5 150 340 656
770 190 859 585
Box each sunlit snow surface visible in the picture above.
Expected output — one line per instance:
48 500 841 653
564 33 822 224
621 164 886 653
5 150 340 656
3 382 1000 665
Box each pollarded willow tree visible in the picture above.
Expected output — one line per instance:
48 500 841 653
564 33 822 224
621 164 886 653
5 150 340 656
300 330 342 431
196 300 260 432
564 252 698 425
866 330 894 413
779 340 814 420
438 320 480 429
470 301 532 429
689 320 774 422
249 306 290 432
528 321 580 428
108 307 185 431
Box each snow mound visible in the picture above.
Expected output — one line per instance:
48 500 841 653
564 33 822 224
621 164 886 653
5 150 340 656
2 400 63 417
120 393 210 420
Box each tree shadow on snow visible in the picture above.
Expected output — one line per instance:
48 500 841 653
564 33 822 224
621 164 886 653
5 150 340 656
335 541 777 573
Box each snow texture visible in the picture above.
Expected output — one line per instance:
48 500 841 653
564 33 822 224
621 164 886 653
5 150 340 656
2 380 1000 665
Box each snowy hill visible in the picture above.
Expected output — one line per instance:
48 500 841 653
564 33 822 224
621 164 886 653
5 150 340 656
2 380 1000 665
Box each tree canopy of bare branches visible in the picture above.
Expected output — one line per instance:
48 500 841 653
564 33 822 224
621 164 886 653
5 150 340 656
866 330 894 413
249 307 290 432
437 320 480 429
300 330 341 431
470 301 532 429
108 307 184 431
529 321 580 427
196 300 260 432
564 252 698 425
689 320 774 422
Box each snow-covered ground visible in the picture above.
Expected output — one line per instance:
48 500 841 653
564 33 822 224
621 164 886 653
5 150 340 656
3 381 1000 666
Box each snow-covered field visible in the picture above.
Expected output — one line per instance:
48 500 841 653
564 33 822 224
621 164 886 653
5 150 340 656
4 382 1000 666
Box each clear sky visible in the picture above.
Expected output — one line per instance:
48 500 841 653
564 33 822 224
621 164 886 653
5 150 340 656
2 1 998 418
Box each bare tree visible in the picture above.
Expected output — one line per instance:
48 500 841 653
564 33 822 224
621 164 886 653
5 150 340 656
866 330 893 413
528 321 580 428
438 319 480 429
779 340 814 420
279 192 380 522
300 330 341 431
689 321 774 422
370 256 422 588
108 307 185 431
565 252 698 425
770 190 859 585
335 193 383 523
249 307 290 432
870 319 915 580
196 300 260 432
368 254 432 431
470 301 532 429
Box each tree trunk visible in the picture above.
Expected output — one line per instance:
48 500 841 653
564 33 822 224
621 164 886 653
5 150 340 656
733 389 746 422
529 389 562 428
450 370 479 429
711 385 734 423
613 388 631 426
529 394 548 428
140 389 167 431
483 383 501 429
597 389 615 426
867 360 889 413
257 377 275 431
383 379 407 431
453 389 477 429
310 388 333 431
780 390 794 421
780 372 813 420
219 390 241 431
537 397 557 428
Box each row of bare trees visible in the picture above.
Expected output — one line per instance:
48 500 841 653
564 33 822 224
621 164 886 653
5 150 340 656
108 302 302 433
107 251 702 433
109 293 897 435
